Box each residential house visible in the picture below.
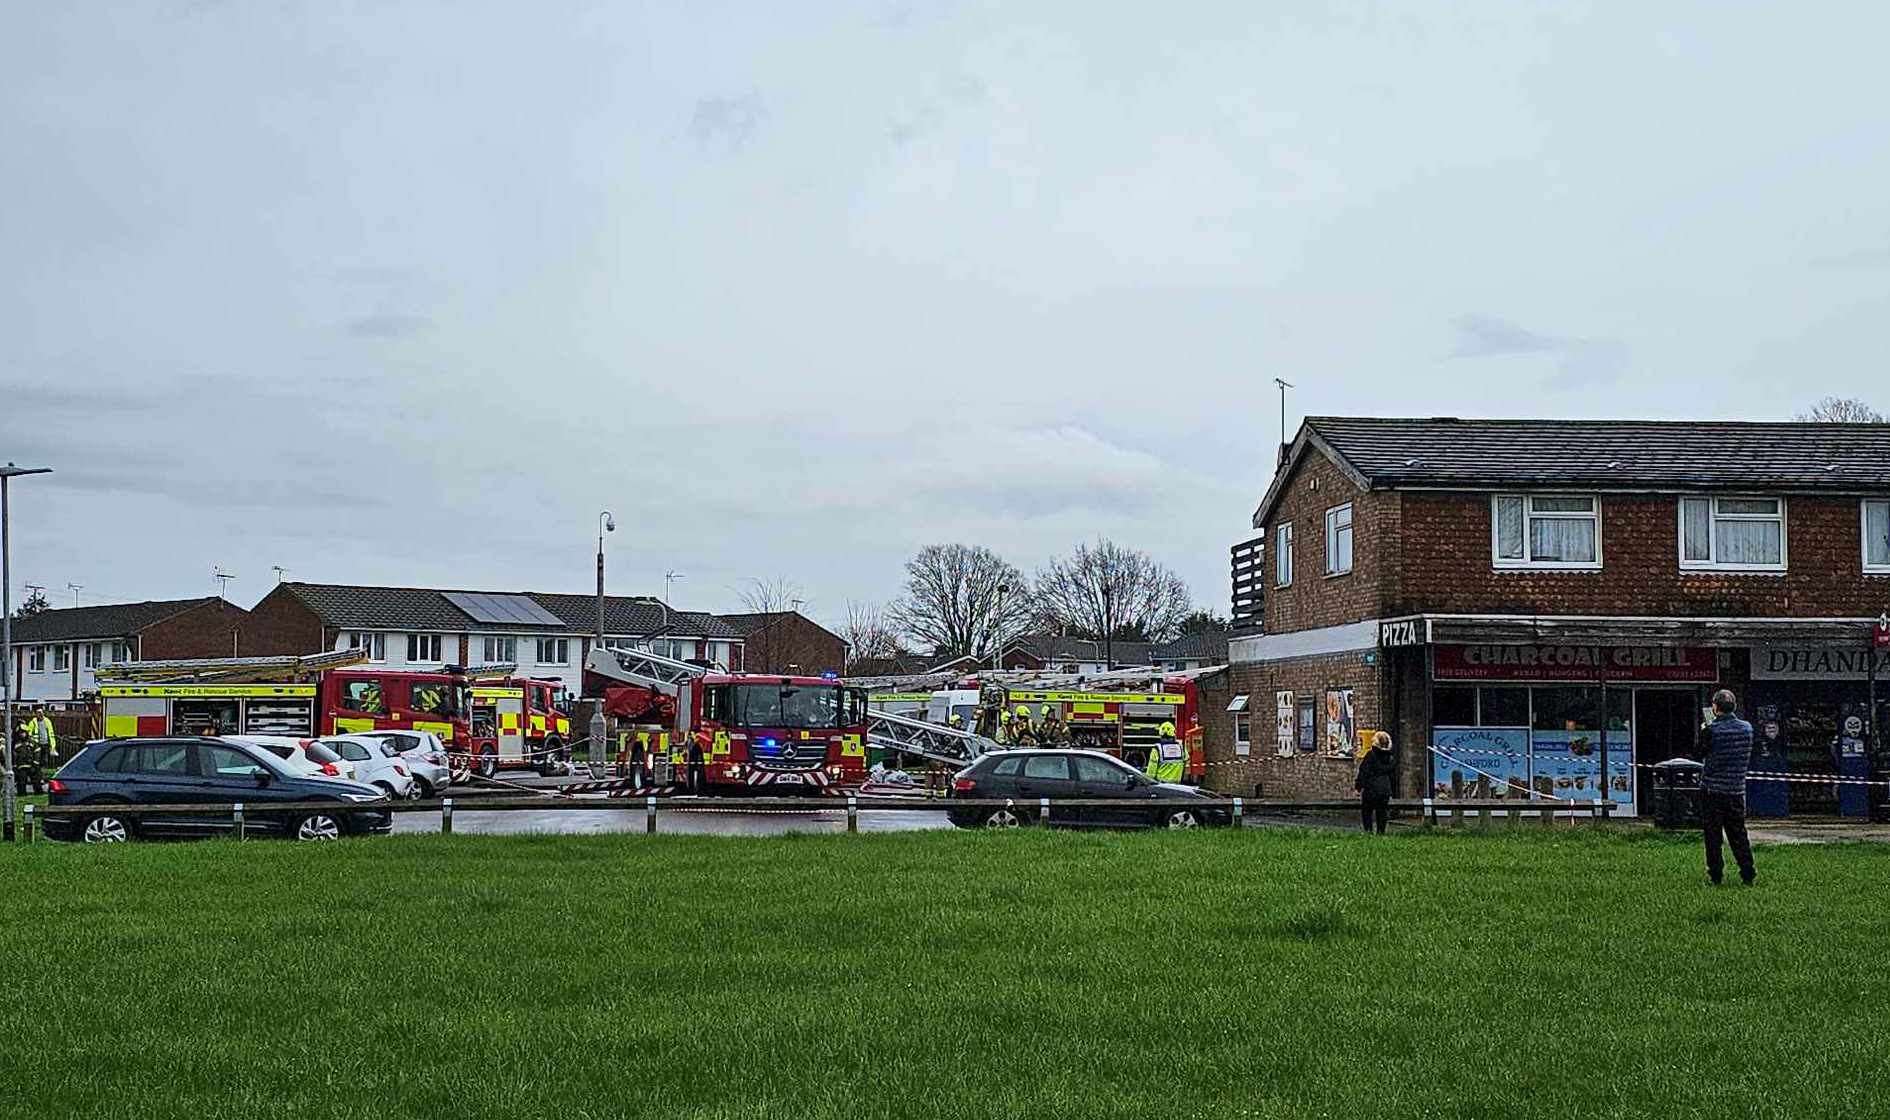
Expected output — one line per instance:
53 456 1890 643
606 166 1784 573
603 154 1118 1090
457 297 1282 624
718 611 847 676
243 582 745 696
1000 635 1153 673
9 597 248 703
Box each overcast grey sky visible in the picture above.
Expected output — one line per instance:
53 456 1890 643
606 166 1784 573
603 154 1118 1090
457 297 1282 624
5 2 1888 627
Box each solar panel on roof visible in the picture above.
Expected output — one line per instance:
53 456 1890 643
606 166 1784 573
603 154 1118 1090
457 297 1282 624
442 591 566 628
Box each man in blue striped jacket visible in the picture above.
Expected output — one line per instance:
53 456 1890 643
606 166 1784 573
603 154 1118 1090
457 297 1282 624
1697 689 1757 886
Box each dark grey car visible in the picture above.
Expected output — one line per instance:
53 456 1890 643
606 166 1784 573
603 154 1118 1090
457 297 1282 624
947 748 1230 830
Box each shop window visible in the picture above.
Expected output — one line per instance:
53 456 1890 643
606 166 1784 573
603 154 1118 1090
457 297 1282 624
1432 687 1477 727
1679 497 1786 571
1324 504 1354 576
1479 687 1530 727
408 634 442 663
1296 697 1316 754
1493 495 1600 569
1865 500 1890 572
1323 689 1356 756
1233 712 1251 755
1275 522 1293 587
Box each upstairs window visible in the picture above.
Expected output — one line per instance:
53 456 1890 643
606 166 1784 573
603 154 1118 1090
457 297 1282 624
408 634 442 663
1274 522 1294 587
1865 501 1890 573
1493 495 1600 569
1324 504 1354 576
1680 497 1786 571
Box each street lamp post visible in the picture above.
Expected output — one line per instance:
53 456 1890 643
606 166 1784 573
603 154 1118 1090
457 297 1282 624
590 512 615 767
3 463 54 842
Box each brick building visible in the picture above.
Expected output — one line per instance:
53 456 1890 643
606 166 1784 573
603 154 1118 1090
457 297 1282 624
717 611 847 676
9 597 248 704
1207 417 1890 818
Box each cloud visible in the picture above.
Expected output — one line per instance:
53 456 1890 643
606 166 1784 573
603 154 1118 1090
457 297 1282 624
1809 246 1890 269
688 93 767 151
1448 314 1629 388
347 312 433 339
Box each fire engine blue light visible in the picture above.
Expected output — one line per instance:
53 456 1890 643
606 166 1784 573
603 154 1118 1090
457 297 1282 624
761 738 775 748
821 670 839 679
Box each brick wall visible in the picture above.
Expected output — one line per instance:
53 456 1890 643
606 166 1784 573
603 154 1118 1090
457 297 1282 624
238 587 328 657
1396 491 1890 617
1205 650 1387 799
740 613 846 676
140 599 247 659
1259 449 1399 634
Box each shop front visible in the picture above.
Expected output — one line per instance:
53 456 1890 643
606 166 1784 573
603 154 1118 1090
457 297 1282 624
1744 644 1889 817
1424 643 1723 817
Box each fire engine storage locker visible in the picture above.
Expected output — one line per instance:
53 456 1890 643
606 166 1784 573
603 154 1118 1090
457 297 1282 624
100 684 318 738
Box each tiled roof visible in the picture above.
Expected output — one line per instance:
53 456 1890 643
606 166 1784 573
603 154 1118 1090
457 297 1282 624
1007 635 1154 665
1257 416 1890 527
1149 632 1230 663
716 611 843 643
275 583 742 639
9 598 226 643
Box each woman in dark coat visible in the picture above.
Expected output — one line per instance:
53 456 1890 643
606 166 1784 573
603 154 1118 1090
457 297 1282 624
1354 731 1396 834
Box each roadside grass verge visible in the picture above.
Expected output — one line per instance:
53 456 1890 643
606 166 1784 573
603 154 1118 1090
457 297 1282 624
2 827 1886 1119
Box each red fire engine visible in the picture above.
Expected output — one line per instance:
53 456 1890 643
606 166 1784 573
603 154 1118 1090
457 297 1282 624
585 647 869 794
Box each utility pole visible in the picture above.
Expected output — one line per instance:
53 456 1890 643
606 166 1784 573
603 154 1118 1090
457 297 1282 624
591 512 615 767
3 463 55 842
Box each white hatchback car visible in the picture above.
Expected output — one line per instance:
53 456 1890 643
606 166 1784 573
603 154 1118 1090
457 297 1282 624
228 735 359 782
354 730 454 799
319 735 417 800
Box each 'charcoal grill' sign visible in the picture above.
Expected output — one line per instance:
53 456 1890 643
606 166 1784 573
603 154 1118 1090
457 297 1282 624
1433 644 1719 683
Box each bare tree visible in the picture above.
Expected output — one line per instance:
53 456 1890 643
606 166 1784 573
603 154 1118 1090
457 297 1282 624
1034 539 1193 658
838 601 902 671
888 544 1034 662
738 577 805 672
1798 396 1885 423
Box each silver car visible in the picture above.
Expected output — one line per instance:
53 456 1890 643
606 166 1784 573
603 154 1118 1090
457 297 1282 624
319 735 417 800
354 730 454 799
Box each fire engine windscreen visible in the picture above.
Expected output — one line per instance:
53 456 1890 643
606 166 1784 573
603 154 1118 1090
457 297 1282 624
727 685 862 729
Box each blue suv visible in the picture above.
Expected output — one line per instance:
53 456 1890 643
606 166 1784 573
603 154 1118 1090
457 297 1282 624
45 736 394 843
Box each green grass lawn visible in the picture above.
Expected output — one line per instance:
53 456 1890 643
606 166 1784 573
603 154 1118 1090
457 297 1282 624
3 828 1887 1119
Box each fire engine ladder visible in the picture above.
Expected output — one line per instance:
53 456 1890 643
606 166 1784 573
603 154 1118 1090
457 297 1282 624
864 709 999 768
582 645 705 733
92 648 369 684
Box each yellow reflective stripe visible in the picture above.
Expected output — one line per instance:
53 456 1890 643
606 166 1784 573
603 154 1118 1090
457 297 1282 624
99 685 316 698
335 718 376 734
105 715 140 737
471 687 524 699
414 720 453 741
530 715 547 734
1009 691 1183 705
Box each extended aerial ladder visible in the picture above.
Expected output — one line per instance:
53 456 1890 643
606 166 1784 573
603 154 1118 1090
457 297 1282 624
583 645 995 777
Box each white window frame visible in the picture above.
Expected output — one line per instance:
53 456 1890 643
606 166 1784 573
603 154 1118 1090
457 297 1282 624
83 643 99 670
1324 503 1354 576
535 637 569 666
1491 494 1603 571
1864 499 1890 574
52 645 70 672
349 632 386 662
27 646 46 673
483 636 517 664
408 633 442 663
1274 521 1294 588
1678 496 1788 573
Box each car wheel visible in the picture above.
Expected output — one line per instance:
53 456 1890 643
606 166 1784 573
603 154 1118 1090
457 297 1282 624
414 777 435 800
537 739 563 777
374 782 398 800
1162 808 1201 830
82 814 132 844
476 749 497 779
983 807 1024 829
294 812 343 842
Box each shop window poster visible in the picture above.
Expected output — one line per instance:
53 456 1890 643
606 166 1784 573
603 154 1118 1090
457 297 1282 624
1529 730 1633 805
1324 689 1355 757
1275 691 1296 757
1431 727 1528 800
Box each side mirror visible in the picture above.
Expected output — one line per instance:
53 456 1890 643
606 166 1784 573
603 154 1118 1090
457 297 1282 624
250 766 271 787
1123 776 1139 790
